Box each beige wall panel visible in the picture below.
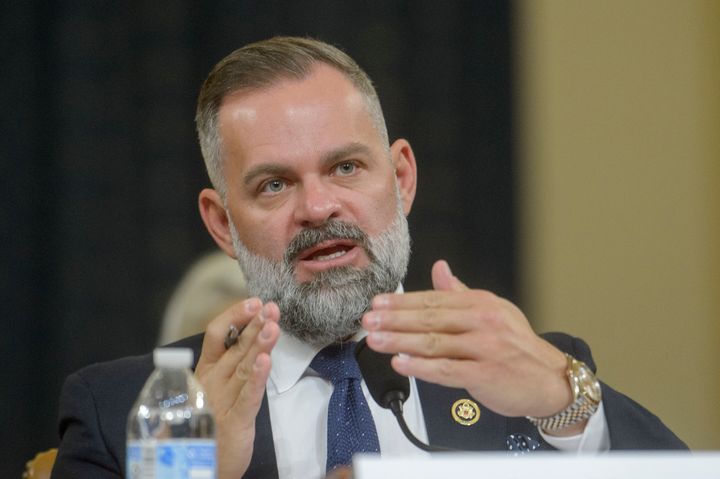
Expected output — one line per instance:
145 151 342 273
517 0 720 448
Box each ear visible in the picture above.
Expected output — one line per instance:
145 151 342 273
389 139 418 216
198 188 238 259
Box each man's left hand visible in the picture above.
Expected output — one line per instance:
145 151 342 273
362 260 578 428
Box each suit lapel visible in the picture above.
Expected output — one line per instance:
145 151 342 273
245 392 279 478
417 380 508 451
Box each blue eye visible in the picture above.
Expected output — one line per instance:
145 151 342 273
262 179 285 193
335 162 356 176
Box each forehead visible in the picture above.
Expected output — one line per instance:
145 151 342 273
216 64 381 169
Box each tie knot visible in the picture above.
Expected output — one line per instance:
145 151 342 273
310 342 361 384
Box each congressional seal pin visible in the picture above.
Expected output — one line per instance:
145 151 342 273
451 398 480 426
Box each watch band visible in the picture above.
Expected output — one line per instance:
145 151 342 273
526 353 600 431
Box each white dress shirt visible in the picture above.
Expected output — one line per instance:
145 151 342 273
266 330 610 479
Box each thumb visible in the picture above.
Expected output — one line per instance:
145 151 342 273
431 260 469 292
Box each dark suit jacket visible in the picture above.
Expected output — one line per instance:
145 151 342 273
51 332 686 478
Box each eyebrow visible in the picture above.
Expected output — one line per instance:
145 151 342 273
242 142 374 188
243 164 292 189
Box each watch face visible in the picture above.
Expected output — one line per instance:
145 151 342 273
577 364 602 402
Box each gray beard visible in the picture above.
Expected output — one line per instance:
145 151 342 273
228 201 410 346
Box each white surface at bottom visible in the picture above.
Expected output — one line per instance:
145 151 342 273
354 451 720 479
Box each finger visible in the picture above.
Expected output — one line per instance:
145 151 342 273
212 304 274 380
391 355 474 389
213 318 280 413
219 303 280 363
362 308 471 334
199 298 263 366
231 351 272 418
432 260 469 292
372 288 497 312
366 330 475 359
230 312 280 383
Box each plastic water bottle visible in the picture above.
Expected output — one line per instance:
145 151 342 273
127 347 216 479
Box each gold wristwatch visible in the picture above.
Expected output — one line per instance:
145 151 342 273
527 353 602 431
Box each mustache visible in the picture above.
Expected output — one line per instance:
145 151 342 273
284 220 373 264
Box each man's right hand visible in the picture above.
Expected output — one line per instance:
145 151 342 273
195 298 280 479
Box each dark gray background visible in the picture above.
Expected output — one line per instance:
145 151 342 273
1 1 514 475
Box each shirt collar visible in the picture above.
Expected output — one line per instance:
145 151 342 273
268 283 404 394
268 324 373 394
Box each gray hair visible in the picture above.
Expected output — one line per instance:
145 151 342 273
195 36 389 199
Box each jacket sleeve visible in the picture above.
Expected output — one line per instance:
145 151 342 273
542 332 687 450
600 383 687 450
51 371 123 479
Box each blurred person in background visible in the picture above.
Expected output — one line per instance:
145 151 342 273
158 251 248 345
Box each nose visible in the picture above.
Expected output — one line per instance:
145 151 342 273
294 177 341 227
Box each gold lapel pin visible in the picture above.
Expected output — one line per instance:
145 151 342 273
451 398 481 426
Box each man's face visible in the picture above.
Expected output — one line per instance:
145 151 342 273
228 200 410 345
207 63 417 344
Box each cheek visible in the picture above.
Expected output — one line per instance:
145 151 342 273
230 211 289 260
363 179 400 228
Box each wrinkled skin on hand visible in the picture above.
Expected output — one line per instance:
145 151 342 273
363 260 585 437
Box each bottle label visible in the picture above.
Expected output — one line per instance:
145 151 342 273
127 439 216 479
127 440 156 479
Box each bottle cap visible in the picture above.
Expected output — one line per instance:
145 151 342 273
153 347 194 368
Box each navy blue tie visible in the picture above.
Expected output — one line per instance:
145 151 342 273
310 342 380 472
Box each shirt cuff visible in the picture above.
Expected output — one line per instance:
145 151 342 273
539 401 610 452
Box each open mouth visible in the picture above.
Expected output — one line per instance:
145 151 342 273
297 240 358 263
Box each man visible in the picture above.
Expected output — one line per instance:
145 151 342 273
52 37 685 479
